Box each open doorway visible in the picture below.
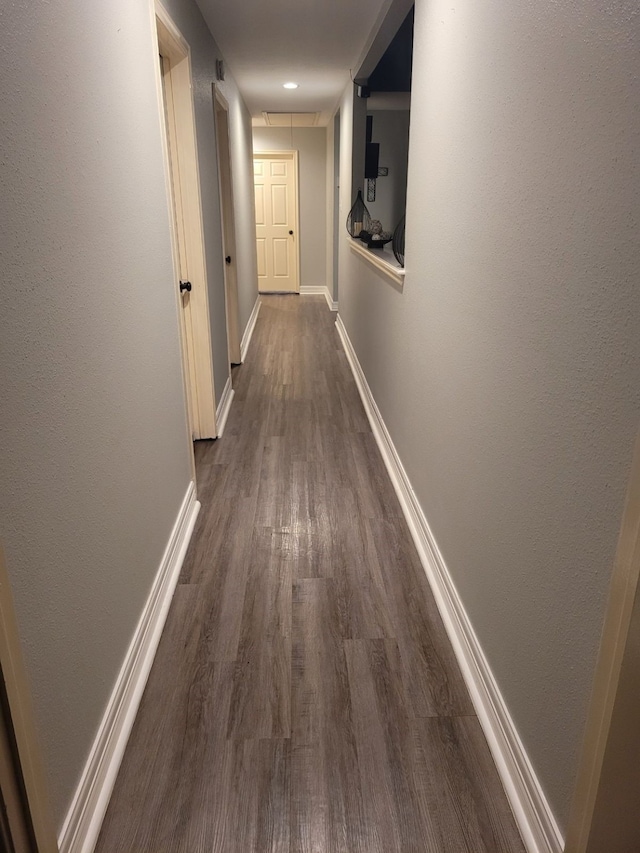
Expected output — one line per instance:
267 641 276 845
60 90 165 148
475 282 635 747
213 88 242 367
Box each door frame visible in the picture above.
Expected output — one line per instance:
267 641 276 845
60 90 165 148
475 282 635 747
253 150 301 294
154 2 218 441
565 430 640 852
332 111 341 303
213 87 241 365
0 545 58 853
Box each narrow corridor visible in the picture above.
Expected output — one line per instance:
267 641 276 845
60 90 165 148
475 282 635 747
96 295 525 852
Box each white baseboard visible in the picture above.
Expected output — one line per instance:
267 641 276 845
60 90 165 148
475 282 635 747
334 315 564 853
58 483 201 853
216 377 234 438
240 296 261 363
299 285 338 312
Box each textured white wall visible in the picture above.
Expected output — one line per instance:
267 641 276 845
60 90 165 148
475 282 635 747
338 0 640 832
253 127 328 290
0 0 194 826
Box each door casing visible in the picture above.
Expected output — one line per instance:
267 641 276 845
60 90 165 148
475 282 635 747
0 545 58 853
565 430 640 853
213 87 242 365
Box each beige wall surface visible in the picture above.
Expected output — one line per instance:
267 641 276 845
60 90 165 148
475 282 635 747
253 127 328 290
162 0 258 390
0 0 195 826
338 0 640 832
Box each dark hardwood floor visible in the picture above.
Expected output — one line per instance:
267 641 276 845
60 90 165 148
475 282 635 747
96 295 525 853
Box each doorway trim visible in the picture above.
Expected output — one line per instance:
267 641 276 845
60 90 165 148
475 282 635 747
331 110 340 306
253 150 301 294
565 430 640 852
0 545 58 853
213 86 242 365
155 1 217 441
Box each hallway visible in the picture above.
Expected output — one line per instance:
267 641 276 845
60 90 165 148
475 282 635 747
96 295 524 852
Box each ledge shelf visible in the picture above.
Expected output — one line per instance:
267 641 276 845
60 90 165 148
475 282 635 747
349 238 405 287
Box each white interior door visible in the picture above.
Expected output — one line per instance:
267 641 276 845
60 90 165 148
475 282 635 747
160 54 197 435
156 9 218 442
254 152 299 293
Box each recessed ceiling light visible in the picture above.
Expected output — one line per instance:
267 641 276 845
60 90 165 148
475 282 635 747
283 82 299 89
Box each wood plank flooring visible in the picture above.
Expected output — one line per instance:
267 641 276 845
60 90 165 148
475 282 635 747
96 295 525 853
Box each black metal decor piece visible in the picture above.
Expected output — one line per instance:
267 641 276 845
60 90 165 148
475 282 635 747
346 189 372 238
392 214 405 266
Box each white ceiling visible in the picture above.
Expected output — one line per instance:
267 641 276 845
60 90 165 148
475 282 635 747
195 0 394 126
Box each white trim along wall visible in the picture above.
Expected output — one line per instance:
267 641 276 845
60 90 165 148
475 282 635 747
58 485 200 853
215 377 235 437
299 285 337 312
240 297 262 363
335 315 564 853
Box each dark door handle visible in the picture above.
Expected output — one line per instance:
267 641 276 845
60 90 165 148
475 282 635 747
179 280 192 293
289 230 293 235
225 256 231 264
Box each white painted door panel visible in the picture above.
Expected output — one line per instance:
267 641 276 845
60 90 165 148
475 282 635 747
253 154 299 293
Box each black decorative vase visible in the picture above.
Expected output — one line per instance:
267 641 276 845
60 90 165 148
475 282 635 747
346 189 372 238
392 214 405 266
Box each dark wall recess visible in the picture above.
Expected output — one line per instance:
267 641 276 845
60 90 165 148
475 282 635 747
367 7 414 93
365 142 380 179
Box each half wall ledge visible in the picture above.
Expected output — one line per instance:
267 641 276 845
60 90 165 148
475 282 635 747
349 238 405 288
